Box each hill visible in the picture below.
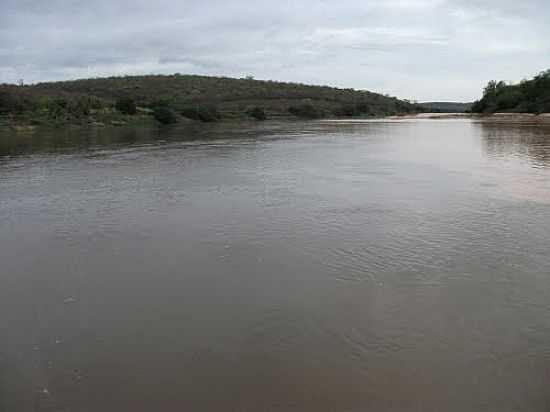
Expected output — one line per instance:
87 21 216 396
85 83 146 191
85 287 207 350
419 102 472 113
471 70 550 114
0 74 423 126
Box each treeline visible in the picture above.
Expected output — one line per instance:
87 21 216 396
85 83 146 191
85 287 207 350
1 74 423 126
420 102 472 113
471 70 550 114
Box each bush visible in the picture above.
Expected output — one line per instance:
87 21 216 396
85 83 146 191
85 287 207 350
288 103 322 119
153 106 178 124
68 98 93 117
247 106 267 120
0 91 18 114
150 98 174 109
181 105 220 122
48 98 70 119
115 97 137 115
333 104 358 117
0 90 34 114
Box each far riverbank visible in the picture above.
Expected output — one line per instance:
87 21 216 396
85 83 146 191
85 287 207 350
392 112 550 124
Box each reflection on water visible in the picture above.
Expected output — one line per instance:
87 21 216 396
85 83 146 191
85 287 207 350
479 122 550 167
0 121 337 158
475 122 550 204
1 119 550 412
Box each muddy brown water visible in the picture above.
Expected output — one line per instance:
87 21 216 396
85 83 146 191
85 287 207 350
1 119 550 411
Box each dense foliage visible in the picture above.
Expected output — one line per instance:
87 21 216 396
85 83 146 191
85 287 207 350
0 90 23 114
0 85 109 124
332 101 377 117
471 70 550 114
180 105 220 122
288 103 323 119
115 97 137 115
247 106 267 121
153 106 178 124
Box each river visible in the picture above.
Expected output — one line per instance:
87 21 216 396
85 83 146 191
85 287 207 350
1 118 550 411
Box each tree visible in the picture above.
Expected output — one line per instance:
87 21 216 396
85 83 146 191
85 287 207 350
68 98 93 117
181 105 220 122
0 90 19 114
495 88 523 111
48 98 69 118
247 106 267 120
483 80 498 98
153 106 178 124
473 80 502 113
115 97 137 115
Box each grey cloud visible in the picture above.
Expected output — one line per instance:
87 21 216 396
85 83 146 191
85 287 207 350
1 0 549 101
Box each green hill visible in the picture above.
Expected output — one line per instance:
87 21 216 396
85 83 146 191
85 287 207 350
0 74 422 125
471 70 550 114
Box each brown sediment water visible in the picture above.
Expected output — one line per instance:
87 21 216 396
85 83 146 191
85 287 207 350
1 118 550 411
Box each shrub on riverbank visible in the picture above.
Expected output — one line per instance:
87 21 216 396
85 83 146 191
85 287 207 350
181 105 220 122
153 106 178 124
247 106 267 120
333 103 359 117
0 90 35 114
115 97 137 115
288 103 323 119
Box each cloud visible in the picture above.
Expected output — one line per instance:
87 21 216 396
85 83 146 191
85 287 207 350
1 0 549 101
306 27 449 50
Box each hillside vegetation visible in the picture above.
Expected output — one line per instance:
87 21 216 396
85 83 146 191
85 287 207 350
471 70 550 114
0 74 422 126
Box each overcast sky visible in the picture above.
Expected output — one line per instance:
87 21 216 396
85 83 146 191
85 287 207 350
1 0 549 101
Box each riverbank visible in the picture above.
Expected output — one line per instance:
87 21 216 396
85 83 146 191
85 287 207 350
391 112 550 124
474 113 550 124
0 110 158 132
0 112 380 133
3 112 550 135
0 74 420 130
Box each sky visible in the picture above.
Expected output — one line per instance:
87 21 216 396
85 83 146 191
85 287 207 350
1 0 549 102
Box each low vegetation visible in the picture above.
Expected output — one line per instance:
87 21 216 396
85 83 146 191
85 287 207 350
115 97 137 115
180 104 221 122
0 74 424 127
247 106 267 121
153 105 178 125
288 103 323 119
471 70 550 114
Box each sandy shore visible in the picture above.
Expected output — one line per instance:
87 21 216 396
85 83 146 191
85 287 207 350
395 112 550 124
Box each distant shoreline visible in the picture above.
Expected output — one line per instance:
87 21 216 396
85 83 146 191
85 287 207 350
318 112 550 126
3 112 550 134
335 112 550 124
409 112 550 124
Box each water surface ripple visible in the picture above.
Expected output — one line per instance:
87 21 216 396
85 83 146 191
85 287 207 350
1 119 550 411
